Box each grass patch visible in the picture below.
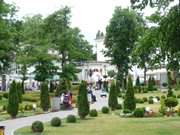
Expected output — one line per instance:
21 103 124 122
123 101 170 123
15 114 180 135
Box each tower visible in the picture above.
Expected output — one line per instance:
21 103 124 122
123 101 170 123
95 30 109 62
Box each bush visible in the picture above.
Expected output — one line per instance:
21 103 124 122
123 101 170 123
22 95 39 102
101 106 109 114
165 97 178 110
24 104 33 111
159 106 167 115
31 121 44 133
156 96 160 101
2 105 6 111
161 95 166 99
177 94 180 98
134 108 145 117
89 109 98 117
123 109 132 114
116 104 122 110
3 92 8 99
178 107 180 116
142 88 148 93
0 95 2 100
162 82 168 87
51 117 61 127
142 97 148 102
136 98 144 104
118 93 122 97
19 104 24 113
66 115 76 123
148 99 154 104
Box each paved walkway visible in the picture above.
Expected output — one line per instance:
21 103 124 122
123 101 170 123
0 91 108 135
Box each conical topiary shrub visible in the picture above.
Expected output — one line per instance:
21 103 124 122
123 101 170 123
77 81 89 119
124 75 136 112
40 82 50 111
108 80 118 110
7 80 19 118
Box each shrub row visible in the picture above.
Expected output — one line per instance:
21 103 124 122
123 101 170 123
31 108 107 133
22 95 39 102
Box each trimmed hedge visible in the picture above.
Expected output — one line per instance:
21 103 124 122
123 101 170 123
123 109 132 114
116 104 122 110
51 117 61 127
3 93 8 99
66 115 77 123
22 95 39 102
148 99 154 104
89 109 98 117
101 106 109 114
134 108 145 117
31 121 44 133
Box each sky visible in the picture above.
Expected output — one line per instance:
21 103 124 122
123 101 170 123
5 0 154 45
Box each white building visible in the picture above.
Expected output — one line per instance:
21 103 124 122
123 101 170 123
77 30 116 82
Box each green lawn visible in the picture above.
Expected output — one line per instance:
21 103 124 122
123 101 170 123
15 114 180 135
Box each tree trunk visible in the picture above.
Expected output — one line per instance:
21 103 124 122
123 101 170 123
144 67 147 85
22 80 25 94
2 74 6 91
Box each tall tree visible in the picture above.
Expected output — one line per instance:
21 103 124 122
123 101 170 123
130 0 178 10
44 7 93 83
44 7 72 68
132 27 158 85
105 7 143 89
21 15 58 83
0 1 16 90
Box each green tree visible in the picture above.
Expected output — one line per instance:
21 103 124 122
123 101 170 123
16 82 22 103
132 27 158 85
21 15 58 83
44 7 72 68
0 1 16 91
7 80 19 118
108 81 118 110
40 82 50 111
124 75 136 111
136 76 141 92
130 0 178 10
167 71 174 97
165 97 178 112
107 70 116 78
77 81 89 119
55 79 68 96
44 7 93 85
159 5 180 74
105 7 143 89
147 77 153 91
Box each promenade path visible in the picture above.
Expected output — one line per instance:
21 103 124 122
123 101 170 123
0 90 108 135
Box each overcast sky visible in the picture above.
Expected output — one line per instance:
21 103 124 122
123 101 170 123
5 0 155 45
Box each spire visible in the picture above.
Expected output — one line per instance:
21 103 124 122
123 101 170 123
96 30 104 39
